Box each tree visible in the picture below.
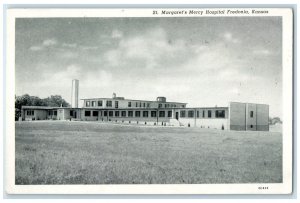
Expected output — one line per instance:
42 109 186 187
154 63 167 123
42 95 69 107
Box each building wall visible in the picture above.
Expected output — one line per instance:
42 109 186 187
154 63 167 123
246 103 257 131
229 102 246 131
83 98 186 109
177 118 228 129
256 104 269 131
24 109 47 121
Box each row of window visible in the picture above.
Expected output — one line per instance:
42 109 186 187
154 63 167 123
48 111 58 116
84 110 173 118
85 100 184 108
180 110 226 118
26 110 34 116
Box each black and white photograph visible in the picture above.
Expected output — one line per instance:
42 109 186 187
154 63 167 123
5 8 293 194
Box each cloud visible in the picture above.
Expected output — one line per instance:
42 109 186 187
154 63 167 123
103 27 187 70
80 46 98 50
222 32 240 44
252 49 272 55
111 29 123 39
42 39 57 46
62 43 77 48
29 46 43 51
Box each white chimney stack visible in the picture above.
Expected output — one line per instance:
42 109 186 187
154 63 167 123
71 79 79 108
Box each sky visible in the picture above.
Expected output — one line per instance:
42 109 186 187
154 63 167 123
15 17 282 117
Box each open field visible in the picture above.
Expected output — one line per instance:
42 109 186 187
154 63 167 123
15 121 282 184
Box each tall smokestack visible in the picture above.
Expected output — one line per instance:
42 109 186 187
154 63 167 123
71 79 79 108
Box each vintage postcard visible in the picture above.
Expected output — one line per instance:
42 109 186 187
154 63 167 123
5 8 293 194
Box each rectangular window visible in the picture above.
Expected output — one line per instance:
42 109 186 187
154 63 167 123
128 111 133 117
115 111 120 117
135 111 140 117
98 100 103 106
158 104 162 108
143 103 145 108
143 111 148 117
216 110 225 118
128 102 131 107
197 110 199 118
54 111 57 116
180 110 186 118
250 111 254 118
70 110 74 117
115 101 118 109
147 103 150 108
27 110 34 116
93 111 99 117
203 110 205 118
85 110 91 117
106 100 112 107
208 110 212 118
136 102 138 107
48 111 51 116
139 102 142 107
159 111 165 117
151 111 157 117
104 111 107 117
168 111 172 117
121 111 126 117
91 101 96 107
188 110 194 118
86 101 90 107
164 104 167 108
109 111 113 117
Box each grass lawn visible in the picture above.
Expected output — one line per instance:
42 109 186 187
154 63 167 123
15 121 282 184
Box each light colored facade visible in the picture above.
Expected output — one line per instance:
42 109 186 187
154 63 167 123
21 98 269 131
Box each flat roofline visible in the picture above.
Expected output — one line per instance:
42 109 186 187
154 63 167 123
80 98 187 104
229 102 269 106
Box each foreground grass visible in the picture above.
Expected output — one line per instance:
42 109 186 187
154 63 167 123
15 121 282 184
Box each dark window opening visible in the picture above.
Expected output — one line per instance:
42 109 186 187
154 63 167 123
159 111 165 117
135 111 140 117
70 110 74 117
197 111 199 118
143 111 148 117
168 111 172 117
180 110 186 118
91 101 96 107
98 100 103 106
250 125 253 128
128 111 133 117
106 100 112 107
93 111 99 117
151 111 157 117
215 110 225 118
203 111 205 118
188 110 194 118
54 111 57 116
158 104 162 108
128 102 131 107
250 111 254 118
115 101 118 109
115 111 119 117
109 111 113 117
208 110 212 118
85 111 91 117
121 111 126 117
104 111 107 117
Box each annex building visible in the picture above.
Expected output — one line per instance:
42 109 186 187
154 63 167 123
20 79 269 131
